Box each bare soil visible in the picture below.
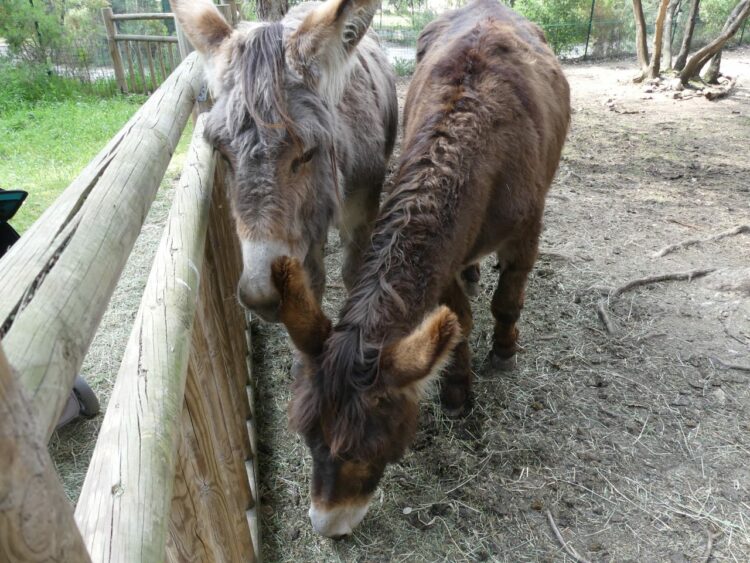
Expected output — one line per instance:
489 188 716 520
253 51 750 562
50 51 750 562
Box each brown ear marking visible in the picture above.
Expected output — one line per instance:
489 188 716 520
271 256 332 357
384 306 463 387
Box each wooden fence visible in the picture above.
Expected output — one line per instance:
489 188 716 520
0 50 260 562
103 3 239 94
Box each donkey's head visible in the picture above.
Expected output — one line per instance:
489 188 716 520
271 257 462 537
171 0 379 321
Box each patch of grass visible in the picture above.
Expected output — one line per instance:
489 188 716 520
393 57 416 77
0 58 117 113
0 96 146 232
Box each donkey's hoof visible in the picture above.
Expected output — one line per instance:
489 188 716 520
440 384 470 417
489 352 516 371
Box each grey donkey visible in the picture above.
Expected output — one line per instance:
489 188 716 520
171 0 397 321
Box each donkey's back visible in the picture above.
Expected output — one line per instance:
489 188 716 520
402 0 570 274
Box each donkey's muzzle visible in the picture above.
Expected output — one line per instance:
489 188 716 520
238 282 281 322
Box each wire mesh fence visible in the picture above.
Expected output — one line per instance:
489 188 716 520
2 0 748 96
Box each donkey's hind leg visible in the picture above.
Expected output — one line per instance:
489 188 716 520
339 186 380 291
490 234 540 370
439 279 474 416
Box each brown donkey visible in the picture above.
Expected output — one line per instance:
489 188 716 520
274 0 570 538
170 0 397 321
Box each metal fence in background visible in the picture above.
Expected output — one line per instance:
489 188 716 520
4 0 748 97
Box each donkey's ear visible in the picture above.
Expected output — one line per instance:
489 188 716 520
170 0 233 55
271 256 332 357
286 0 379 101
382 306 462 391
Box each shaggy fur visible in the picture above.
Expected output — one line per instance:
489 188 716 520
284 0 571 526
171 0 397 311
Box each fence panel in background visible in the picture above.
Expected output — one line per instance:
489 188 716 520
103 7 181 94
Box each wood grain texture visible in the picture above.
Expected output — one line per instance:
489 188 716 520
0 53 203 442
0 345 91 563
167 161 258 562
102 8 127 93
74 115 215 563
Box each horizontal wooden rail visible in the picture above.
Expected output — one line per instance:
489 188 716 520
111 12 175 21
0 52 204 442
0 344 92 562
115 33 178 43
75 115 217 563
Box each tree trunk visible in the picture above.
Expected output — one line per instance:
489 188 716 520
674 0 701 71
663 0 682 69
632 0 650 72
648 0 671 78
257 0 288 21
703 50 722 83
680 0 750 83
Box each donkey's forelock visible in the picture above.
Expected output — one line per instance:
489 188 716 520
207 22 333 151
239 23 299 142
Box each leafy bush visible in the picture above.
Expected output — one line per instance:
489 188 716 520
393 57 416 76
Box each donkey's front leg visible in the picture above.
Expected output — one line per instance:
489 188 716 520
439 279 474 416
490 233 539 370
339 187 380 291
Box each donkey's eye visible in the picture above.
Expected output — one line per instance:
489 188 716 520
291 147 317 174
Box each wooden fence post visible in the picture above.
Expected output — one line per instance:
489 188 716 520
0 344 92 563
0 54 204 442
102 7 128 94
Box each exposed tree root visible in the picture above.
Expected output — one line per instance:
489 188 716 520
612 268 716 297
653 225 749 257
545 509 592 563
591 269 716 334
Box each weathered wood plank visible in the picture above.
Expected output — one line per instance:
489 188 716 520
0 345 92 563
165 404 212 563
158 43 168 84
74 115 215 562
102 8 127 93
115 34 179 43
145 42 158 91
169 161 256 561
0 53 203 442
111 12 175 21
124 39 137 92
135 42 147 93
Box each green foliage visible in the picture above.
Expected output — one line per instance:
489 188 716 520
393 57 416 76
0 0 65 63
514 0 590 53
0 59 84 113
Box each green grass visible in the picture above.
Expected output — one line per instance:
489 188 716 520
0 97 146 232
393 57 416 77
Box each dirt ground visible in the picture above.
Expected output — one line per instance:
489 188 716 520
252 51 750 562
50 50 750 562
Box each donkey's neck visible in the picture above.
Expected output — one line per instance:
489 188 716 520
341 152 475 343
339 82 493 344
